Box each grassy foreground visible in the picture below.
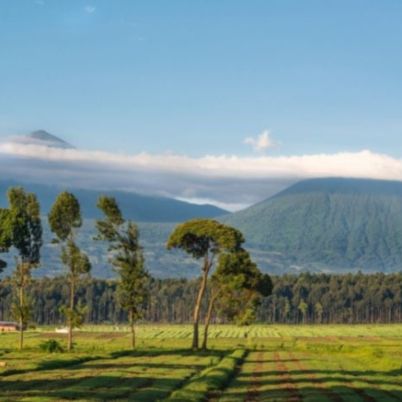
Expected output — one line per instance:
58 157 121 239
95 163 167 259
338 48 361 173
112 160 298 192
0 324 401 401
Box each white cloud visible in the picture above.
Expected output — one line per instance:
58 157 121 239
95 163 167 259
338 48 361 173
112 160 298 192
175 197 248 213
244 129 275 152
1 139 402 210
2 144 395 181
84 5 96 14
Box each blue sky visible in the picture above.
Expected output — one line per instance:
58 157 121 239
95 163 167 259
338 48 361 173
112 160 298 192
2 1 402 209
1 0 402 157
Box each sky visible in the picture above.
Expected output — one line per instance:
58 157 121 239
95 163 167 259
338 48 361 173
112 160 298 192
1 1 402 210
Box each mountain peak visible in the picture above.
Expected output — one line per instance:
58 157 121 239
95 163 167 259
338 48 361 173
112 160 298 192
28 130 74 149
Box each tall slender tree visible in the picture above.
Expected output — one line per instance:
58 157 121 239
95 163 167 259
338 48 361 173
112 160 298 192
48 192 91 351
167 219 244 350
96 196 149 349
8 187 42 350
298 299 308 324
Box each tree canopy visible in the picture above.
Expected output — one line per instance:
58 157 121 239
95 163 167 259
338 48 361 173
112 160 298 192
0 208 13 272
167 219 244 259
48 192 81 241
167 219 245 350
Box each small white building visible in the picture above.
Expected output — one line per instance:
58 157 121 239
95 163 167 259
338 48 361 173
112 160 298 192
0 321 19 332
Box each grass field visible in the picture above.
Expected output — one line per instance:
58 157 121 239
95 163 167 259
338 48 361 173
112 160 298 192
0 325 401 401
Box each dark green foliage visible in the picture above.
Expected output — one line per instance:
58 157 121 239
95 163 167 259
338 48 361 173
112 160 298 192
167 219 244 259
48 192 81 241
211 250 272 327
61 240 91 277
224 178 402 271
8 188 43 265
0 272 400 325
39 339 64 353
257 274 273 297
96 196 149 348
0 208 12 272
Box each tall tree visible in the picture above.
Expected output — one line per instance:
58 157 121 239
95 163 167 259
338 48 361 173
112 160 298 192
0 208 12 275
96 196 149 349
8 187 42 350
298 299 308 324
48 192 91 351
167 219 244 350
201 250 272 349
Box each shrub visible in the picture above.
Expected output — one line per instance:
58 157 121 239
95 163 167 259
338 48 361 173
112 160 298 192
39 339 64 353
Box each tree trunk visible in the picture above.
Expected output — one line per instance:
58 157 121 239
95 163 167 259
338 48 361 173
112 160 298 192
19 284 24 351
130 310 136 349
192 256 211 350
201 292 218 350
68 278 75 352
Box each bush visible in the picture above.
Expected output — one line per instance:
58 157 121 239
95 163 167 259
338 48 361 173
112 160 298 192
39 339 64 353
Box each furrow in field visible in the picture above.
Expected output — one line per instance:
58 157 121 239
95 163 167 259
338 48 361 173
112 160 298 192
273 351 302 402
288 351 343 402
245 350 265 402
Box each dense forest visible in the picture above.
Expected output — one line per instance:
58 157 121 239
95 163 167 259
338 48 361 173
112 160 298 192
0 272 400 325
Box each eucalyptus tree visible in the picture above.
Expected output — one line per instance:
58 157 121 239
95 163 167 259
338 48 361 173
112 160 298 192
48 192 91 351
167 219 244 350
0 208 12 275
96 196 149 349
298 299 308 324
8 187 43 350
201 249 272 350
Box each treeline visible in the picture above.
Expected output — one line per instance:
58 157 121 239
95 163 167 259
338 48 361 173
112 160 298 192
0 272 400 325
260 272 402 324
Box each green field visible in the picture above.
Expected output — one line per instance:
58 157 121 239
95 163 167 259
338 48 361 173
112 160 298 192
0 325 401 401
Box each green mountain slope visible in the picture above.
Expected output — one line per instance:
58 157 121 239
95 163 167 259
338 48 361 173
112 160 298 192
223 178 402 272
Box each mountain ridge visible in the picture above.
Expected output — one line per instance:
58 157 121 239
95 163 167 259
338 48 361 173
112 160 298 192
0 180 228 223
223 177 402 272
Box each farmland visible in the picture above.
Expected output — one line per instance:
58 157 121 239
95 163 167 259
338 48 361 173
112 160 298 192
0 325 401 401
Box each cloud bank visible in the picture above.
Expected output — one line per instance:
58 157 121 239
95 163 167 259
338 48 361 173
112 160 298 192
1 140 402 211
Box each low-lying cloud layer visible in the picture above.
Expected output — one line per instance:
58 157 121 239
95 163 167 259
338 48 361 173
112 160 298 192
1 139 402 211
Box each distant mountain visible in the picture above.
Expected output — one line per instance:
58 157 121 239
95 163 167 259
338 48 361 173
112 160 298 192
10 130 75 149
0 180 228 223
223 178 402 273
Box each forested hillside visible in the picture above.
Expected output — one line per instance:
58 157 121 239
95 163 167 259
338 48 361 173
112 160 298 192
224 178 402 272
0 272 400 325
4 177 402 278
